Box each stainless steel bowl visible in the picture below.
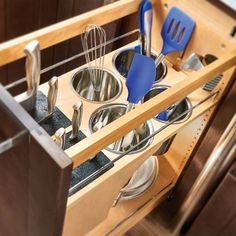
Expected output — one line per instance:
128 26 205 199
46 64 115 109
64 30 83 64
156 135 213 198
143 85 192 124
71 67 122 103
143 85 192 155
112 47 167 83
117 156 158 201
89 103 154 154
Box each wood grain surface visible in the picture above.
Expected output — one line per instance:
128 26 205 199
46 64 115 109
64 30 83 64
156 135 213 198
0 85 72 236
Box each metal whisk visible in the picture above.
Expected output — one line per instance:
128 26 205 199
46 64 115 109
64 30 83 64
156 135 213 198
81 24 106 95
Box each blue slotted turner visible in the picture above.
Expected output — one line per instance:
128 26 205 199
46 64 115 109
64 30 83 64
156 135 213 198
155 7 196 67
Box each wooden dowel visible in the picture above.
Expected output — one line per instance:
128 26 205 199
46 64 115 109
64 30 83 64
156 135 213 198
65 50 236 168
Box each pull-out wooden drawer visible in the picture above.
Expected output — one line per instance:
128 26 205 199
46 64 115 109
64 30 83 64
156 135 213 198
0 0 235 235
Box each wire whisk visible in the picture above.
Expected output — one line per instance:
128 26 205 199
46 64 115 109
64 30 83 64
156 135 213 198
81 24 107 94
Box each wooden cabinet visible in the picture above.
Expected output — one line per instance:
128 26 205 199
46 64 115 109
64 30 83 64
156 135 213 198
0 85 72 236
0 0 235 235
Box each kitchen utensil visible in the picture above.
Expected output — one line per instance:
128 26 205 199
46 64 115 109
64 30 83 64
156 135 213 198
90 103 154 154
115 53 156 150
114 156 158 203
93 109 110 131
153 134 176 156
180 53 204 71
69 101 83 140
136 123 147 135
102 109 110 127
132 129 141 146
155 7 195 67
93 110 105 131
81 24 106 96
53 128 65 149
47 76 58 117
157 99 184 121
123 156 157 192
38 76 58 124
139 0 153 57
125 53 156 112
181 53 222 92
121 130 135 150
15 40 41 111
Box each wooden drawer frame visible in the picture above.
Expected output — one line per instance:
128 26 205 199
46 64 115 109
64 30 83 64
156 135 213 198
0 0 235 235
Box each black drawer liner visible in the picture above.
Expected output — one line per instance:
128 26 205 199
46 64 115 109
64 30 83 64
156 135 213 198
69 151 113 196
29 91 71 136
29 91 113 196
65 130 113 196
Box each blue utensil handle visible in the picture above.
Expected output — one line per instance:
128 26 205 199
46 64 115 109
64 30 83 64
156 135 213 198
139 0 152 35
139 0 153 57
157 111 169 121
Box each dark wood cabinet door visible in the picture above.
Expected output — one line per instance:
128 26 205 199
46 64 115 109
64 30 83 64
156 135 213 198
0 85 72 236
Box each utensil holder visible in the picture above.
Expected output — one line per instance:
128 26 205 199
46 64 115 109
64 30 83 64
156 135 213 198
0 1 235 236
113 47 168 83
71 67 122 103
89 103 154 154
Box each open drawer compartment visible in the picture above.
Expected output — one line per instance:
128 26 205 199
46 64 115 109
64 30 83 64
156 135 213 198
0 0 235 236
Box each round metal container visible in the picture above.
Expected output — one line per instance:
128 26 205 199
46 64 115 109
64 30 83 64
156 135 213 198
71 67 122 103
143 85 192 124
112 47 167 84
89 103 154 154
117 156 158 201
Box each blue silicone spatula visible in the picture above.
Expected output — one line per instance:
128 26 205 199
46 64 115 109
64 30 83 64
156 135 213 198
139 0 153 57
114 53 156 150
155 7 196 67
125 53 156 113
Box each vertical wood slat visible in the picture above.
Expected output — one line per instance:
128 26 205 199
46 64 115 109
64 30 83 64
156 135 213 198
65 0 102 71
3 0 59 93
0 85 73 236
6 0 40 88
0 0 7 85
65 0 125 72
0 0 143 66
53 0 75 76
0 0 126 88
38 0 58 83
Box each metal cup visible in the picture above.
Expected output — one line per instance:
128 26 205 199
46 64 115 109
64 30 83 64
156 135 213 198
89 103 154 154
143 85 192 155
112 47 167 83
71 67 122 103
